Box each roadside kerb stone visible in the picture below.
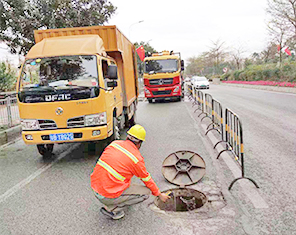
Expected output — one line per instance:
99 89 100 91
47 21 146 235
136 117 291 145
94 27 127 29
0 125 22 147
221 82 296 94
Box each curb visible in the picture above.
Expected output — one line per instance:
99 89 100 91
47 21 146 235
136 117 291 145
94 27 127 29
0 125 22 147
220 83 296 94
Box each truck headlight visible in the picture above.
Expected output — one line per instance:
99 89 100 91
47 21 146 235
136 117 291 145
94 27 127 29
173 86 179 93
144 88 151 96
85 112 107 126
21 119 40 130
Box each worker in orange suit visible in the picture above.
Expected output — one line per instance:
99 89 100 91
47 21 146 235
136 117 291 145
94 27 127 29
91 124 170 220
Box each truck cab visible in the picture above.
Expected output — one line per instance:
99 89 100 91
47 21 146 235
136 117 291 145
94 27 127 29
143 51 184 103
17 26 138 158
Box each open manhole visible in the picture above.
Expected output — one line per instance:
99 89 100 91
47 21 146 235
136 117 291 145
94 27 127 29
154 151 208 212
154 188 207 212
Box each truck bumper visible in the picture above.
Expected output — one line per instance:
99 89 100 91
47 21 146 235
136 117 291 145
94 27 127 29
144 84 182 99
22 125 109 145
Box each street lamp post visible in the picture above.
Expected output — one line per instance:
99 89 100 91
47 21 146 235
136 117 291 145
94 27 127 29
129 20 144 41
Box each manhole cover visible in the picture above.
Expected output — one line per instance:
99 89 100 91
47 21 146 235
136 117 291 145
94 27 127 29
162 151 206 186
154 188 207 212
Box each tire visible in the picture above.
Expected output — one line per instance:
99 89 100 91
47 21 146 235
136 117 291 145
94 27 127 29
110 116 120 142
128 112 137 127
177 96 182 102
148 99 152 103
37 144 54 159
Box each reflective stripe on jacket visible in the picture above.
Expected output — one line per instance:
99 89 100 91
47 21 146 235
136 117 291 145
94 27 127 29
90 140 161 198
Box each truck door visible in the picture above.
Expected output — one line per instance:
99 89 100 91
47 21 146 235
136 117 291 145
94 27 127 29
101 59 123 118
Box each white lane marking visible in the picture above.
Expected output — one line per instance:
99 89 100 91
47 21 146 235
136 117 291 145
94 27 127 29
0 143 79 204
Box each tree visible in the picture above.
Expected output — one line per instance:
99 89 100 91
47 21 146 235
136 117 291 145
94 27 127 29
267 18 291 64
134 41 157 76
267 0 296 35
230 46 246 70
0 0 116 55
185 55 207 76
0 61 16 91
206 39 227 75
260 43 278 63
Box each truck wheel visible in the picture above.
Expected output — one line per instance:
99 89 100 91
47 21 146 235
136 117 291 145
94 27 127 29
177 96 182 102
37 144 54 159
148 99 152 103
110 116 120 141
128 112 137 127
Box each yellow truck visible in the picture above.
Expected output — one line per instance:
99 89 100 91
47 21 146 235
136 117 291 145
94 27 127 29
143 51 184 103
17 25 138 157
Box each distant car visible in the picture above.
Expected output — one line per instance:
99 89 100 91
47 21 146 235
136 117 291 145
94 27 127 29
184 77 191 83
191 76 209 89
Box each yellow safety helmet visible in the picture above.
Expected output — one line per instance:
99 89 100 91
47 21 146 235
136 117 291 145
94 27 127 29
127 124 146 141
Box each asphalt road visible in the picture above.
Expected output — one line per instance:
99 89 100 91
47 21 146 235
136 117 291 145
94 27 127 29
0 96 247 235
198 84 296 234
1 84 295 234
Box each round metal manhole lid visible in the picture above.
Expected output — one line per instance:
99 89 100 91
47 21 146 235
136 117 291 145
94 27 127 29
162 151 206 186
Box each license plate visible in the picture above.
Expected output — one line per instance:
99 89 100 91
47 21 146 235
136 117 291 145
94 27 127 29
158 88 165 91
49 133 74 141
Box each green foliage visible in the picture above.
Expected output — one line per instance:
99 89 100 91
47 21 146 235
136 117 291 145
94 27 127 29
0 62 17 91
221 73 230 80
262 69 273 79
227 62 296 82
134 41 156 55
0 0 117 55
134 41 157 77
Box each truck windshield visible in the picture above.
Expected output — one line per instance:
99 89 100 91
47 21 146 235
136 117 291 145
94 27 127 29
144 59 178 74
19 55 98 91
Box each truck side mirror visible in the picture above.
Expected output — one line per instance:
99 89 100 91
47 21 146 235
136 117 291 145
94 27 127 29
181 60 185 71
107 65 118 79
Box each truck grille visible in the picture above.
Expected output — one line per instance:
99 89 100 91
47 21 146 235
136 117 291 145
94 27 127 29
152 90 172 96
38 120 57 130
149 78 174 86
67 116 85 128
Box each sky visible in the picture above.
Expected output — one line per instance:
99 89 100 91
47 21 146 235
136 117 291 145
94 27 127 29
0 43 21 66
0 0 269 65
108 0 269 63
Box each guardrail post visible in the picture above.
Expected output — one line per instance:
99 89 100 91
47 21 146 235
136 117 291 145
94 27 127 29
206 99 224 139
228 119 259 190
192 87 198 107
215 108 259 190
201 93 212 122
6 96 12 128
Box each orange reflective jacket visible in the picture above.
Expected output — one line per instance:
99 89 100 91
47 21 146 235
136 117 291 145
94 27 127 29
91 140 161 198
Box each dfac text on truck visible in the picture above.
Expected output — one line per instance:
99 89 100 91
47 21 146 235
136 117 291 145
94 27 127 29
143 51 184 103
17 25 138 158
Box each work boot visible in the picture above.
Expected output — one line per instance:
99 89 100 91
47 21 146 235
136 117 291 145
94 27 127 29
100 207 125 220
